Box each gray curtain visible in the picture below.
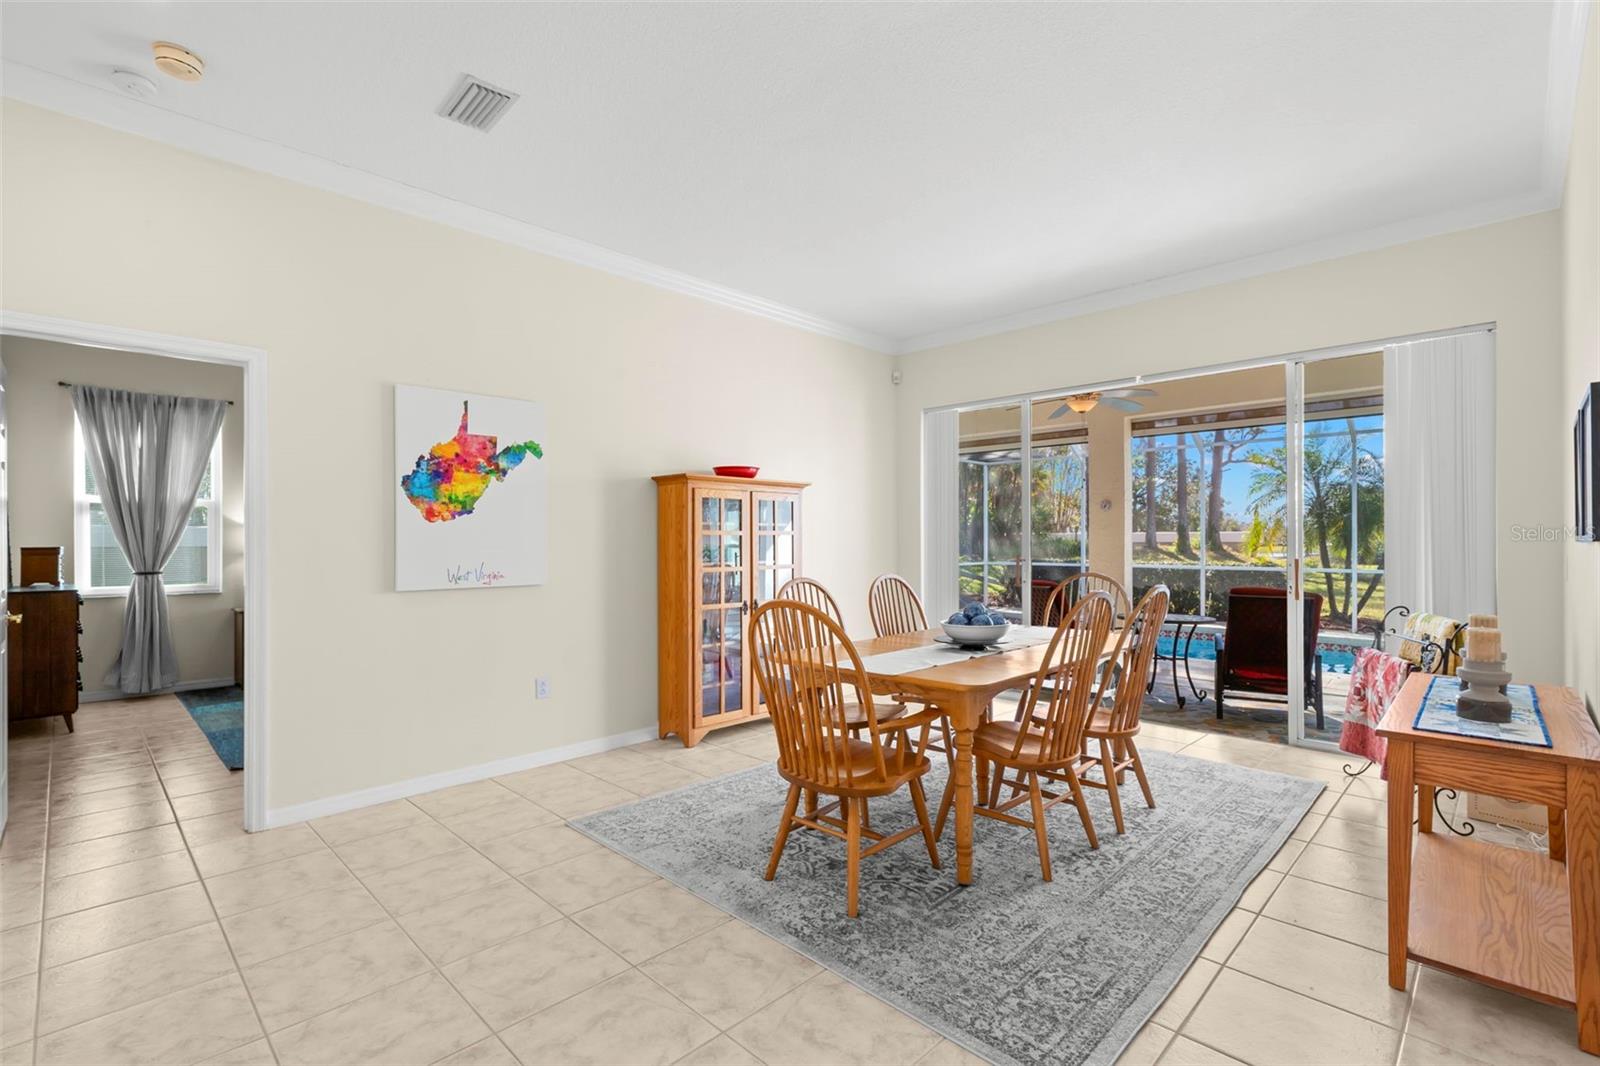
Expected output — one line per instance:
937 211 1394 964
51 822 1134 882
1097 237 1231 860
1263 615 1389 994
72 385 226 695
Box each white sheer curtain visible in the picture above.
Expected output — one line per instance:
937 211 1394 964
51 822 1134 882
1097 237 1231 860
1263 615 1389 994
1383 330 1496 621
922 409 960 623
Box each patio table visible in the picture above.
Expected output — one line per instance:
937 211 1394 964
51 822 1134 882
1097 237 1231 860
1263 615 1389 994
1144 613 1215 708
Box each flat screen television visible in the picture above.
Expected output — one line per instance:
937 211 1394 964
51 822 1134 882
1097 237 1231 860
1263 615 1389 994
1576 383 1600 542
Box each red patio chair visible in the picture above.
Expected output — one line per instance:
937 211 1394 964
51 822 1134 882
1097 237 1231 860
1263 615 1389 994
1214 586 1325 729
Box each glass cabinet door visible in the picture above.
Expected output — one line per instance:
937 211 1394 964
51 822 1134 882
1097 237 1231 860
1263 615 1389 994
752 493 801 609
694 489 750 721
750 492 799 713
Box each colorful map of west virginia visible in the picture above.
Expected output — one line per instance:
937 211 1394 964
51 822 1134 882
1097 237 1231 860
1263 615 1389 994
400 401 543 522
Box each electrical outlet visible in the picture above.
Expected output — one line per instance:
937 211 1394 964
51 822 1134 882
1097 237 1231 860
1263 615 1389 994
535 677 551 699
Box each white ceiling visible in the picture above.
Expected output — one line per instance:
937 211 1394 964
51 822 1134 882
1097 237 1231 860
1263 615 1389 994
1 2 1588 352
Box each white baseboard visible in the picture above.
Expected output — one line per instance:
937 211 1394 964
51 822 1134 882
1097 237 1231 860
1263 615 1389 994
259 725 662 830
81 677 237 703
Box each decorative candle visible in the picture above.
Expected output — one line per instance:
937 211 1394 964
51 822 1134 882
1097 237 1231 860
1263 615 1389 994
1465 627 1502 663
1468 613 1499 630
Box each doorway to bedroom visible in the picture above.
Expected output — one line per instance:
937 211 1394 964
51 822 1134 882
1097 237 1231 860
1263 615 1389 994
0 316 266 842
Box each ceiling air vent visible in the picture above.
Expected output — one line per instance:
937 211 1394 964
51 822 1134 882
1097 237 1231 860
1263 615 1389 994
440 75 519 132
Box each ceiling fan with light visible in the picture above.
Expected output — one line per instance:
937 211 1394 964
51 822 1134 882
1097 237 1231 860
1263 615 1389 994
1049 387 1156 417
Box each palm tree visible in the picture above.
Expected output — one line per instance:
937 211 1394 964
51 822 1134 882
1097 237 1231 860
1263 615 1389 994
1246 421 1384 626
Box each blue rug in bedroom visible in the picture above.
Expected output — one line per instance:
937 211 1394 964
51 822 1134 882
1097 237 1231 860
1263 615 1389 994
176 686 244 770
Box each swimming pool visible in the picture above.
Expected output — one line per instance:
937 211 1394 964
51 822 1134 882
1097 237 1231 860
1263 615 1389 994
1156 632 1362 674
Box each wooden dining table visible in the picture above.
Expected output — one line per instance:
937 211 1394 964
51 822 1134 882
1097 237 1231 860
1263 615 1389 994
848 626 1120 886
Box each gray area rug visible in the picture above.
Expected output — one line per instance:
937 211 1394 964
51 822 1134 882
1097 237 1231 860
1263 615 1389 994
573 749 1322 1066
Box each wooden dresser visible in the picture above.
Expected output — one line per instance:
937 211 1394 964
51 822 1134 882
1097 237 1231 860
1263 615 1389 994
7 585 83 732
654 473 807 747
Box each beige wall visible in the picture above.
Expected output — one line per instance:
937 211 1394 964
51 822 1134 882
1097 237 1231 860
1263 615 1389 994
0 101 898 814
2 338 245 694
897 213 1567 683
1564 11 1600 709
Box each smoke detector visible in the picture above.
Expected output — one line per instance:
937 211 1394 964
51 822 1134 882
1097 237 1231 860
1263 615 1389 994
440 75 519 132
110 68 158 98
152 41 204 82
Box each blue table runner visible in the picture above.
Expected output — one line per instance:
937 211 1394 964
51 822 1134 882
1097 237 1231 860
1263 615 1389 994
1414 675 1549 748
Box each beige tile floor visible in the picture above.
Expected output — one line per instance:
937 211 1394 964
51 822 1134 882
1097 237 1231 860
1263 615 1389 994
1 697 1592 1066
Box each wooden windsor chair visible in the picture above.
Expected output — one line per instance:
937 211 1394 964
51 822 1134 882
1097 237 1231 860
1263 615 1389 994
867 573 928 636
777 577 913 820
776 576 846 627
749 599 944 917
935 591 1115 880
1017 570 1135 725
866 574 955 763
1075 584 1169 834
1040 570 1133 626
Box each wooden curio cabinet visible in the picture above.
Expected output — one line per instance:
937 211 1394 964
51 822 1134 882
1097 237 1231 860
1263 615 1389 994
653 473 807 746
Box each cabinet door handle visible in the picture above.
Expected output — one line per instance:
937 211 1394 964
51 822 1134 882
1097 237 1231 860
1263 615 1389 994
6 613 20 625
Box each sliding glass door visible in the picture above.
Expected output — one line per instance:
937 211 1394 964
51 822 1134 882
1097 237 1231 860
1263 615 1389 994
1286 353 1386 748
955 402 1090 622
931 343 1383 752
1028 397 1089 622
958 404 1026 617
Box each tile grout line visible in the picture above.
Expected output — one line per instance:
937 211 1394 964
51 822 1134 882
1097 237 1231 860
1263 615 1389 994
1252 877 1394 956
29 768 219 895
1179 839 1420 1066
294 791 714 1060
395 784 700 1047
1393 946 1425 1066
148 770 684 1056
1212 945 1412 1047
182 789 557 974
26 731 58 1066
134 716 274 1065
295 811 509 1060
508 775 958 1060
26 836 329 972
1166 828 1295 1048
17 720 176 1058
399 773 792 1055
52 706 277 1065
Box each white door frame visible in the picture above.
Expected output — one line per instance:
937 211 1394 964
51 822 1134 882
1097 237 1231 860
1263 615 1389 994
0 310 270 831
1 352 9 834
1284 361 1310 748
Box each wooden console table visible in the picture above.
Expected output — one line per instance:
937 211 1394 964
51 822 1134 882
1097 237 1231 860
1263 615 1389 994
1379 674 1600 1054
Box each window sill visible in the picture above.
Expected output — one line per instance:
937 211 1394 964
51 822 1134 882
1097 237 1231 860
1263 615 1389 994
80 585 222 600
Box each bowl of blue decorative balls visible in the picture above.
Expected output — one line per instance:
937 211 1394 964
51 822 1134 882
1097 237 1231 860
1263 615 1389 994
941 602 1011 647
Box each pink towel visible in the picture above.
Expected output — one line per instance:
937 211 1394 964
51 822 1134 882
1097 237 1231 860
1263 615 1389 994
1339 647 1408 778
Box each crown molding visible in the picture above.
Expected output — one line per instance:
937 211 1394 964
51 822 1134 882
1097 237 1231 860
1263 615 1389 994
896 188 1557 355
1 60 897 354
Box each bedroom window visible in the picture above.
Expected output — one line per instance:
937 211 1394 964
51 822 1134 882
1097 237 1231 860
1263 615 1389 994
73 417 222 596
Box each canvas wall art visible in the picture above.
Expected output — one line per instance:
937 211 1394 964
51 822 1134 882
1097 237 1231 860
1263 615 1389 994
394 384 547 591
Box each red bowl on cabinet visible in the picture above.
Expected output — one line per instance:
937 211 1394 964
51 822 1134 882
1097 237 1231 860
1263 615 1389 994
713 465 760 478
